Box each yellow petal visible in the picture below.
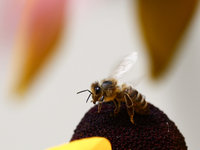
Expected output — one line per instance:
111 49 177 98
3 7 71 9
46 137 112 150
11 0 66 95
138 0 198 78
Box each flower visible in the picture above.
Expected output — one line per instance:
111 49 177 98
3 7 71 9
71 102 187 149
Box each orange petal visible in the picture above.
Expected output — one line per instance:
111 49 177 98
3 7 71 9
12 0 66 94
138 0 198 78
46 137 112 150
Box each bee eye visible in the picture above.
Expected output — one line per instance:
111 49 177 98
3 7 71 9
95 86 101 94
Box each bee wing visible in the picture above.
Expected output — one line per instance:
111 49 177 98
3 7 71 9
127 73 147 87
110 52 138 80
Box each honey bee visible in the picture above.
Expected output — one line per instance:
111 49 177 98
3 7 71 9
77 52 149 124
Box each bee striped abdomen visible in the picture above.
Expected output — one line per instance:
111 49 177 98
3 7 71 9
129 87 149 115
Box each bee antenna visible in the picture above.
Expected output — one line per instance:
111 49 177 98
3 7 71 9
77 89 93 94
86 93 92 103
77 89 93 103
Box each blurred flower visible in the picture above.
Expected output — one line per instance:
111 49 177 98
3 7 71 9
138 0 198 78
10 0 67 95
46 137 111 150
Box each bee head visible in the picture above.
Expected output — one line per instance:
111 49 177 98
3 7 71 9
77 79 118 104
91 79 117 103
91 82 103 104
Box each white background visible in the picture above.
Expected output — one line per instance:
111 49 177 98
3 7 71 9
0 0 200 149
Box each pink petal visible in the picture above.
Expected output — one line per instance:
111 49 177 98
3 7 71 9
12 0 67 94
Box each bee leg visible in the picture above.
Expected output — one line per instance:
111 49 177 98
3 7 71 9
98 101 102 113
112 99 121 116
125 95 135 124
130 115 134 124
98 96 104 113
127 107 135 124
124 93 134 108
